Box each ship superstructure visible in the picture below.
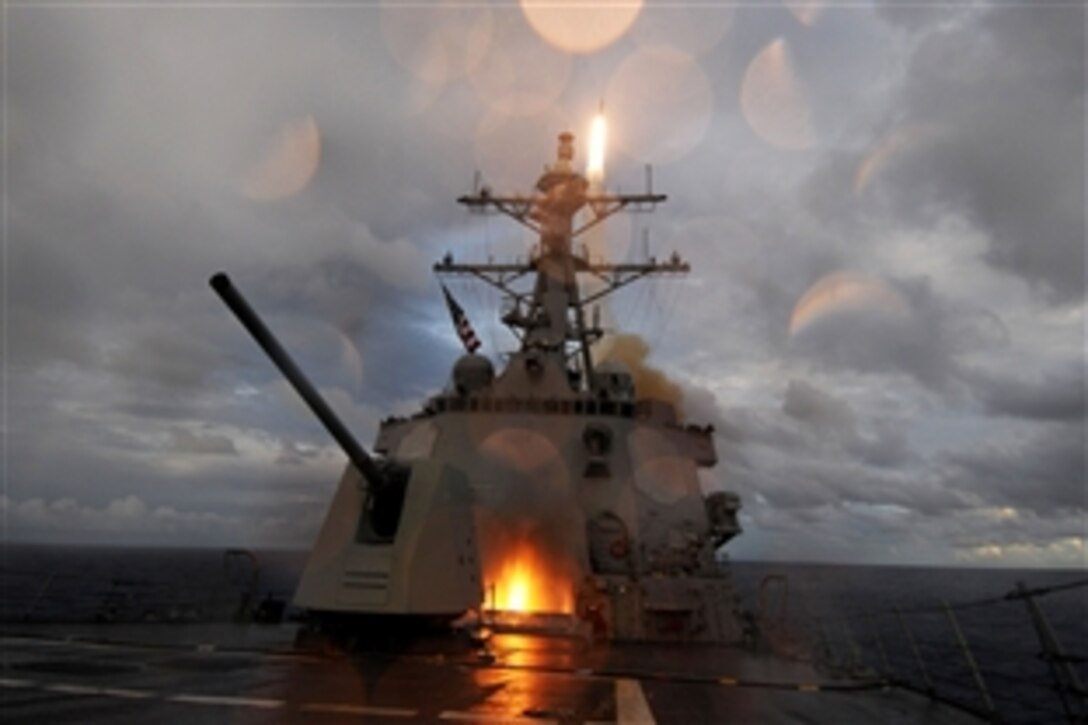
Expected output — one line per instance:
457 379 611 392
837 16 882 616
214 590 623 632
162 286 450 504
275 130 744 642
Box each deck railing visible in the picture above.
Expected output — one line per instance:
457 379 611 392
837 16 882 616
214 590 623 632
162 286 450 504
807 578 1088 724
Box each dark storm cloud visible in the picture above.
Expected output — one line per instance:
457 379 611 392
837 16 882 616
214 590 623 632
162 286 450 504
109 398 213 423
672 168 1007 396
845 424 912 470
7 215 99 369
1 485 334 548
783 379 856 433
766 457 965 516
664 212 845 361
874 5 1086 301
718 406 804 453
718 372 1081 528
6 373 345 535
944 421 1087 515
7 6 454 416
728 466 830 511
781 380 913 467
779 259 1013 394
714 380 928 521
668 5 1081 565
168 427 238 457
964 363 1087 422
106 329 218 391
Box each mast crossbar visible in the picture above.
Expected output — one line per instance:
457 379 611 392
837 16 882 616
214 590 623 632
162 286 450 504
440 133 685 390
456 194 542 234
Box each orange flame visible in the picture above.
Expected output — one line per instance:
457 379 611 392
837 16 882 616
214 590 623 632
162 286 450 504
487 541 573 613
587 112 607 184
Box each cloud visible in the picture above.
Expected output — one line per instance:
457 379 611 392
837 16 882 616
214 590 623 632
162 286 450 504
275 439 324 467
780 380 912 469
943 421 1086 516
168 427 238 457
782 379 856 433
963 363 1087 422
0 494 324 547
106 330 218 392
954 537 1085 568
786 274 970 389
713 380 933 517
874 5 1086 301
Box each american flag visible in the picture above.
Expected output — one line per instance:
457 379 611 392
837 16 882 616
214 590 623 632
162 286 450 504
441 284 481 353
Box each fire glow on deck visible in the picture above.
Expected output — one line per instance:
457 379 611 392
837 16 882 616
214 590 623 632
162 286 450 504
485 541 574 614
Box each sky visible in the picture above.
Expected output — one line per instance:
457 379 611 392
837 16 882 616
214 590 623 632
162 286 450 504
3 1 1085 568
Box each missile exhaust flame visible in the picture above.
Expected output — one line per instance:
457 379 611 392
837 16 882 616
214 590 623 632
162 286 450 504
486 539 574 614
587 113 607 184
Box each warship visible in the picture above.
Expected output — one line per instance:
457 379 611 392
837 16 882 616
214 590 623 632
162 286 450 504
2 129 1084 724
212 128 746 646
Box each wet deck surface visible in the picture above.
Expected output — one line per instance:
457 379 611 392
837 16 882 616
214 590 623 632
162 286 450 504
0 624 984 723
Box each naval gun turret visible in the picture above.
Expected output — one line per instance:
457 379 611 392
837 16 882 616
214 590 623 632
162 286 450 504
211 273 482 623
213 127 746 643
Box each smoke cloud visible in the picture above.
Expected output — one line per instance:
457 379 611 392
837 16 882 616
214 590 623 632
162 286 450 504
597 333 684 412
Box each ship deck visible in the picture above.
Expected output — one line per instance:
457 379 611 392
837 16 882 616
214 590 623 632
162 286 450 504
1 622 984 723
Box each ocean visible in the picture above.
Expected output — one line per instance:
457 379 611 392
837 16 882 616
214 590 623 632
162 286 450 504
728 560 1088 724
2 544 1084 723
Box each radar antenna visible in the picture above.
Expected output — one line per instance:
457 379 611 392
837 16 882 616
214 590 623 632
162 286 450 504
435 130 689 389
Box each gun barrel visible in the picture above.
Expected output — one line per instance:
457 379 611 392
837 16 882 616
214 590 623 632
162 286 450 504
210 272 385 489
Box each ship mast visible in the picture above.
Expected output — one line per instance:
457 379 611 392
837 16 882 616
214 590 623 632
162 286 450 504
435 131 689 391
